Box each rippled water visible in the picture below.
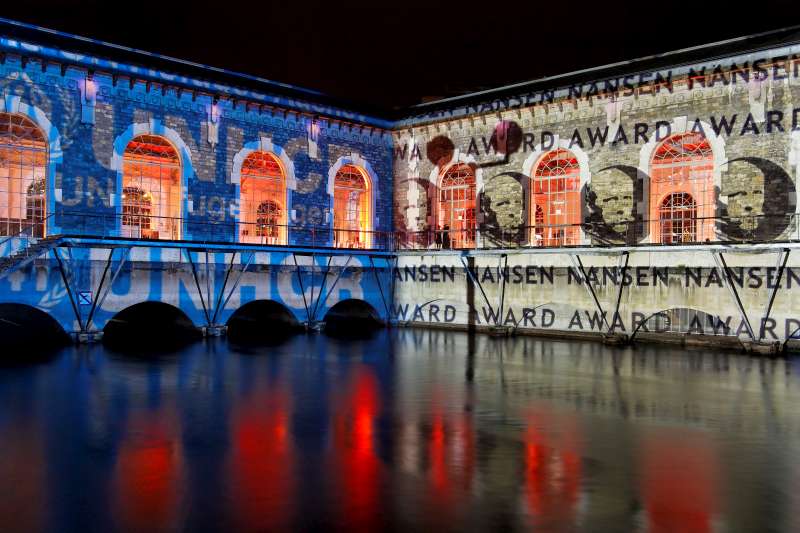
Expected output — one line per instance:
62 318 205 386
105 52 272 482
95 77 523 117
1 330 799 532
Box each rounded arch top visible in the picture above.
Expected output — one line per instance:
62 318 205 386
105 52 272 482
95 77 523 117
0 96 65 235
327 153 378 197
232 137 297 191
522 139 590 188
111 119 193 175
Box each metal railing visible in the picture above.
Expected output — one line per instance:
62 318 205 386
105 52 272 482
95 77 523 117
0 213 55 259
55 209 398 250
45 210 800 252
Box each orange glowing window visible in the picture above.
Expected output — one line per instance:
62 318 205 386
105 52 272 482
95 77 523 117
658 192 697 243
530 149 580 247
239 151 286 245
438 163 476 249
122 135 181 240
333 164 371 249
649 133 714 243
0 113 47 238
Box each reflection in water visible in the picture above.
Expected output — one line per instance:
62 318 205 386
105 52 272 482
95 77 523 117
0 331 798 531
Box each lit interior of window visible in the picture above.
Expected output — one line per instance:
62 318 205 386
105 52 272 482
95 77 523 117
438 163 476 249
239 151 286 245
333 164 371 249
531 149 580 247
122 135 181 240
650 133 714 243
0 113 47 237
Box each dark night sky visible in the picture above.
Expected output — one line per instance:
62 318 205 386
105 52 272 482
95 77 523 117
4 1 800 110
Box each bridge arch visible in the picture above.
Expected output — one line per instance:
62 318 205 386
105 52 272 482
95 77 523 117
103 301 201 352
226 299 302 343
0 302 71 356
323 298 382 336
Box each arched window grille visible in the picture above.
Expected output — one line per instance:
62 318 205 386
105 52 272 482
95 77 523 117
255 200 282 241
333 164 371 249
438 163 476 249
659 192 697 243
122 135 181 240
239 151 286 245
0 113 47 237
649 133 714 243
530 149 580 247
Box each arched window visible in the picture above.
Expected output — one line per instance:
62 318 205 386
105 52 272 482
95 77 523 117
438 163 476 249
122 135 181 240
659 192 696 243
649 133 714 243
0 113 47 237
333 164 371 249
530 149 580 247
239 151 286 244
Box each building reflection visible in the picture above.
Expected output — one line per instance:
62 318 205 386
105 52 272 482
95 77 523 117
522 411 583 529
329 366 383 529
229 384 294 530
114 414 181 531
639 429 719 533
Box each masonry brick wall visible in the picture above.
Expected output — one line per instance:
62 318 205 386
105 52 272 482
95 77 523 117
0 58 394 247
393 57 800 247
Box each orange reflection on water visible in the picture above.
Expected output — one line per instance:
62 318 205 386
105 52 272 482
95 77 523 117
0 424 44 532
229 386 294 530
427 410 475 509
523 413 582 528
330 368 382 528
640 429 719 533
114 416 181 532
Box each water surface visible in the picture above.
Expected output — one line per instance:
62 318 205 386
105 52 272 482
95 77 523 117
1 330 799 532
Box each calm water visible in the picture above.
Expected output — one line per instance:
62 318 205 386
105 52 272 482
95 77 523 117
1 330 800 533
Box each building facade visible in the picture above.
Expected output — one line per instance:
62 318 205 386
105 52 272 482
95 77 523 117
3 19 800 350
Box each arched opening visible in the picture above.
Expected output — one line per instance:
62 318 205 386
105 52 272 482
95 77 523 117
649 133 714 243
0 303 70 359
323 299 382 337
239 151 287 245
0 113 47 238
226 300 301 344
530 149 580 247
333 164 371 249
438 163 476 249
103 302 200 353
122 135 182 240
659 192 697 243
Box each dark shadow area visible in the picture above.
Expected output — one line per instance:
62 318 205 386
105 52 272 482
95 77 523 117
103 301 201 355
323 299 383 339
226 300 303 347
0 303 71 365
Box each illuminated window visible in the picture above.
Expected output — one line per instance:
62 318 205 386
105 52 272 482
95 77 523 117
649 133 714 243
438 163 476 249
0 113 47 237
333 164 371 249
659 192 696 243
239 151 286 244
530 149 580 246
122 135 181 240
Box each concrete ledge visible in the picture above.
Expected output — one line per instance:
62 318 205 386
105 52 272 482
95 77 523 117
399 321 792 355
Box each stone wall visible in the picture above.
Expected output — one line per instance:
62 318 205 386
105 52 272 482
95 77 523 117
393 48 800 247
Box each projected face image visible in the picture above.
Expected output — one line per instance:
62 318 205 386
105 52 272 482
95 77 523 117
490 175 523 228
589 169 635 234
724 168 765 231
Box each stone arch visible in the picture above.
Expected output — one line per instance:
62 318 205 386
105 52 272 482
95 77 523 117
110 120 194 240
226 299 302 343
637 118 727 243
0 302 71 352
328 153 378 244
231 139 296 244
522 138 591 244
103 301 201 351
323 298 382 335
0 95 64 235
